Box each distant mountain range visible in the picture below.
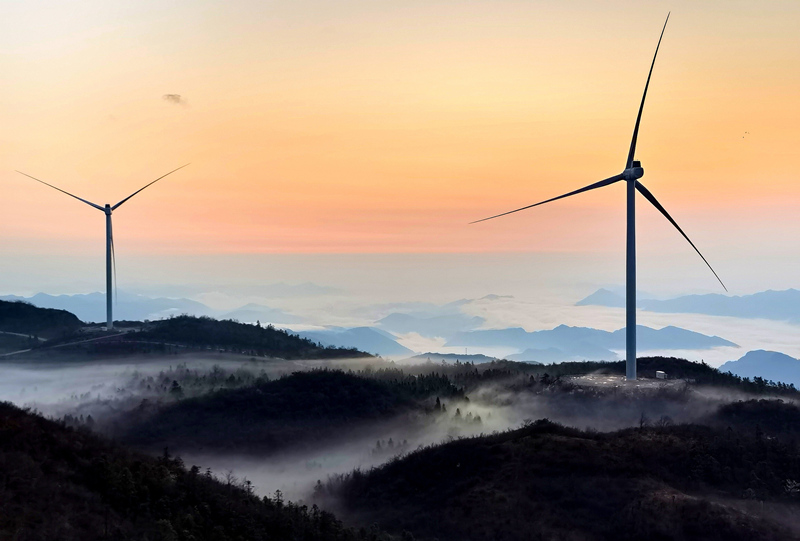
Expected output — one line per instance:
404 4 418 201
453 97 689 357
507 346 614 363
0 292 302 325
293 327 414 357
577 288 800 323
353 294 510 320
720 350 800 387
220 303 303 324
378 312 485 338
446 324 737 362
403 352 511 365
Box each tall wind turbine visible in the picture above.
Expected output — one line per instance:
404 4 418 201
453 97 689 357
15 165 190 330
471 14 726 380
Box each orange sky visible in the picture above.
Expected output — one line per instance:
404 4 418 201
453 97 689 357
2 0 799 259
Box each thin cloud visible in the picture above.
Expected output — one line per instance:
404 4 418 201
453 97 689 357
163 94 185 105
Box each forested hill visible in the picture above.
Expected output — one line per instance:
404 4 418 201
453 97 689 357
120 369 462 454
325 420 800 541
127 315 373 359
0 299 82 339
0 401 393 541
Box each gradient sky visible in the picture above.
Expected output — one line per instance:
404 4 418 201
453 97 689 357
1 0 799 297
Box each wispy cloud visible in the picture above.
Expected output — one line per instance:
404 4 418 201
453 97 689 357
162 94 185 105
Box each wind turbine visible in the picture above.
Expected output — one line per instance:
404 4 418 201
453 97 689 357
471 14 726 380
15 164 190 330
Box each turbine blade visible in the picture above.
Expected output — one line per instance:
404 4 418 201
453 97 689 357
636 180 727 291
470 174 624 224
626 13 670 168
112 163 190 210
15 171 104 211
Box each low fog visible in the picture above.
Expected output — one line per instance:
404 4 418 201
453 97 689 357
2 352 790 505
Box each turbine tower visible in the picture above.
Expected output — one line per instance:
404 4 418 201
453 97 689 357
16 165 190 330
472 14 726 380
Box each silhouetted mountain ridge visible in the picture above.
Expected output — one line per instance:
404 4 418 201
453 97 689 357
720 350 800 387
446 324 736 361
294 327 414 357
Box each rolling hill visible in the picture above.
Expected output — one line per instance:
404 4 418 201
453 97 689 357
131 316 371 359
325 420 799 541
120 369 460 454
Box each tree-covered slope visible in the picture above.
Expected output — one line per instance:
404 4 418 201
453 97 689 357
130 315 372 359
120 369 461 454
0 401 392 541
325 420 800 541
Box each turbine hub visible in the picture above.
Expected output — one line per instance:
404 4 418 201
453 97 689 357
623 161 644 181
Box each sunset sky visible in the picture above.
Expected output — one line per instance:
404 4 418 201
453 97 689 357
1 0 799 298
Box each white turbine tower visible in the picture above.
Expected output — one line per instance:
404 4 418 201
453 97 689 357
16 164 190 330
472 14 726 380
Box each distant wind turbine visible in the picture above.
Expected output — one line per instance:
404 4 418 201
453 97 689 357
15 165 190 330
471 14 726 380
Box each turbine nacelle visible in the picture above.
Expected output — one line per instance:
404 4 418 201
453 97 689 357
470 13 727 382
623 161 644 181
14 164 190 331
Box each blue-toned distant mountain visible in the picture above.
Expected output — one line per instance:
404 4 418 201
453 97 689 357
221 303 303 324
0 292 304 326
0 292 214 323
353 294 512 322
575 289 627 308
577 288 800 323
378 312 485 338
293 327 414 357
719 350 800 387
446 324 737 362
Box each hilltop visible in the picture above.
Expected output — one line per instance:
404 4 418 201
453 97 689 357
11 314 372 361
0 299 82 339
131 315 370 359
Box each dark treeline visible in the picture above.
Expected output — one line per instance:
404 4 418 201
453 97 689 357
708 399 800 440
130 316 371 359
78 357 800 459
0 401 396 541
118 369 462 455
399 356 800 397
20 314 372 360
323 419 800 541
